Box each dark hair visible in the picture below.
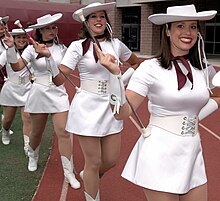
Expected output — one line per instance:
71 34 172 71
78 11 112 41
155 22 205 70
34 26 60 45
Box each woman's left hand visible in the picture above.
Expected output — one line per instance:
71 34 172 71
94 43 121 75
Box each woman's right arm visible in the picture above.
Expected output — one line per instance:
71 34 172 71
3 32 27 71
94 43 146 120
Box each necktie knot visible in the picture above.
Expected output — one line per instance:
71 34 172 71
171 55 193 90
82 34 105 62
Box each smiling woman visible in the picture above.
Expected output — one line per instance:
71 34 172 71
0 1 82 46
92 4 220 201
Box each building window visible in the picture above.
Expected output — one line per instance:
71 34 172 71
122 7 141 51
205 14 220 55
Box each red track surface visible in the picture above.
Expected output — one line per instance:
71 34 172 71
32 72 220 201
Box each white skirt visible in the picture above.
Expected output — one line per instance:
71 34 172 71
24 82 69 113
66 89 123 137
0 80 31 106
121 126 207 194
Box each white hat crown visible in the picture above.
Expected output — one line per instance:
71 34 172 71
148 4 217 25
167 4 197 15
37 14 55 25
72 2 116 22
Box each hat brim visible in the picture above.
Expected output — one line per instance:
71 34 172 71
29 13 62 29
0 16 9 23
148 10 217 25
10 28 33 36
73 2 116 22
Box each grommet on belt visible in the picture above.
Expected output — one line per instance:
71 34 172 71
181 116 197 136
98 80 108 94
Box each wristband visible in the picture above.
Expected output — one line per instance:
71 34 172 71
122 67 135 86
7 47 18 64
198 98 218 120
45 56 60 78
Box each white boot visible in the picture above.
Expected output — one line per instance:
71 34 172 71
23 135 29 156
1 127 10 145
61 156 81 189
84 190 100 201
28 145 40 172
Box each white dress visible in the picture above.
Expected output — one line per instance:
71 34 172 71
61 38 132 137
121 58 216 194
21 43 69 113
0 50 31 106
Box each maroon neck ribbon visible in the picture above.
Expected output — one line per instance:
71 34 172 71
171 55 193 90
82 34 105 63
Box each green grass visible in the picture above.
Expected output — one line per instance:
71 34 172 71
0 108 54 201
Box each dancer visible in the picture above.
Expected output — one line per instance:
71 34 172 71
94 4 220 201
0 16 8 91
3 13 80 189
42 2 140 200
0 15 14 138
0 28 32 154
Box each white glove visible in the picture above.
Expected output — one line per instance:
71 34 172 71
122 67 135 86
45 56 60 78
198 98 218 120
7 46 18 64
109 73 126 114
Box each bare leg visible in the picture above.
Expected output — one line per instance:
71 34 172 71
20 107 31 138
29 113 48 149
99 133 121 177
143 188 179 201
2 106 17 130
78 135 101 199
52 111 72 158
52 111 80 189
20 107 31 155
180 183 207 201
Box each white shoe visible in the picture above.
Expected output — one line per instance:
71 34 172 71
1 127 10 145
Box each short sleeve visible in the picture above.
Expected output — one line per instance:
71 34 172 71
21 45 35 63
0 50 7 66
61 40 82 70
113 39 132 62
127 59 156 97
207 64 217 89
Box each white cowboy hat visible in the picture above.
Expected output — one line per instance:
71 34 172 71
10 28 33 36
72 2 116 22
148 4 217 25
0 16 9 24
28 13 62 29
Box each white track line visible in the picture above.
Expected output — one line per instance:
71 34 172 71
59 134 76 201
199 123 220 141
59 181 69 201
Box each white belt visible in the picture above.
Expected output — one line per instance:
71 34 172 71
8 75 30 85
80 80 109 95
149 115 198 137
34 75 53 86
